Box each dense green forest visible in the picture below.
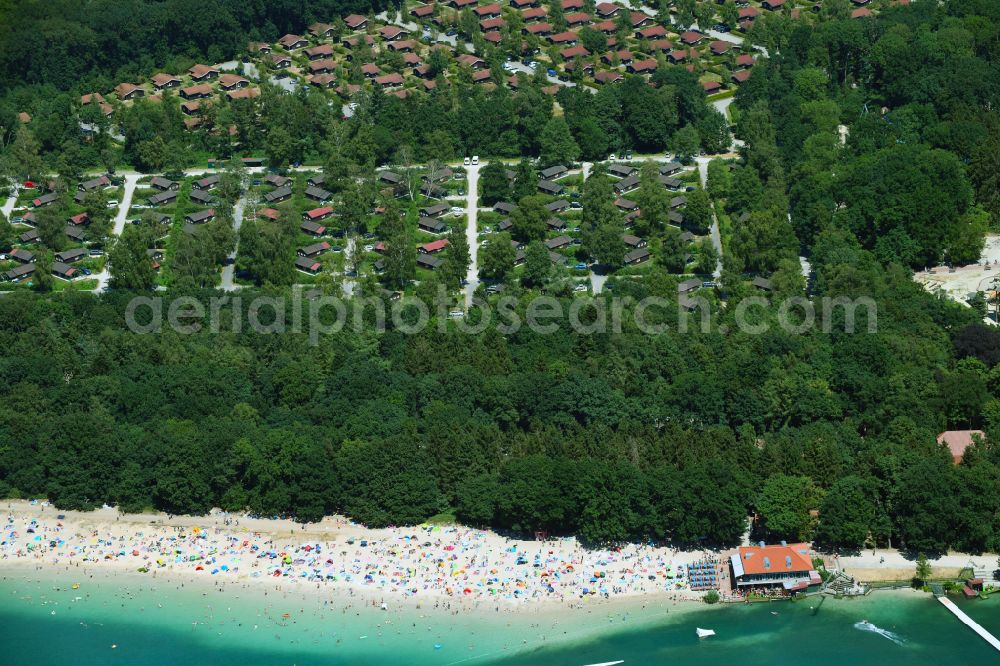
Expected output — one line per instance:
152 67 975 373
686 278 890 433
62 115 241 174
727 0 1000 268
1 244 999 554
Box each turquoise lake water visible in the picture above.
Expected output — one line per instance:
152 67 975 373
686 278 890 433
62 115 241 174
1 571 996 665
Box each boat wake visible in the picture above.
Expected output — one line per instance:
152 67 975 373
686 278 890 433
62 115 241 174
853 621 905 646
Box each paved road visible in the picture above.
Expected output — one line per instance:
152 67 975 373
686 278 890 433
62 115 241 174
464 164 480 308
342 235 358 297
507 62 591 93
695 156 724 278
1 187 16 218
94 173 140 291
375 12 467 49
220 195 246 291
589 271 608 294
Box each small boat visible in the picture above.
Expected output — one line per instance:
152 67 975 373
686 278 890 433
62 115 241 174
696 628 715 638
583 662 624 666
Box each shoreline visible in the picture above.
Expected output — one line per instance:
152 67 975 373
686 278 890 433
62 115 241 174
4 500 992 618
0 500 717 617
0 566 714 663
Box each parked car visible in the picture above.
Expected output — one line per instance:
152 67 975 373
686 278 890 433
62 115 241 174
714 23 731 33
547 68 557 77
625 151 633 160
81 268 92 276
574 263 587 270
573 284 588 293
89 248 103 256
448 310 465 318
570 202 582 209
609 154 616 161
471 156 479 165
106 200 119 208
464 157 471 166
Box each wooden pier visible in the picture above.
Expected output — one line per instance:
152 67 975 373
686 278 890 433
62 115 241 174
938 596 1000 652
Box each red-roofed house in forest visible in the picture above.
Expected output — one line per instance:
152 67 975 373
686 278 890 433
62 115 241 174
420 239 450 254
937 430 985 464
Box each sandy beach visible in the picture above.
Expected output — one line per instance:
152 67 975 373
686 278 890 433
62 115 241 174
4 500 994 618
0 500 718 616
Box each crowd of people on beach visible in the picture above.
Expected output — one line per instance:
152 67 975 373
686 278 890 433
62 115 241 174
0 504 716 605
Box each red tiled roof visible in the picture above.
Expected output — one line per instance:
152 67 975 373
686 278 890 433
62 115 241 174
561 45 589 59
474 2 501 16
937 430 984 463
710 40 731 54
305 206 334 219
550 31 578 43
189 63 219 78
227 88 260 100
344 14 367 28
481 17 507 30
736 543 812 576
421 239 449 253
637 25 667 39
305 44 335 58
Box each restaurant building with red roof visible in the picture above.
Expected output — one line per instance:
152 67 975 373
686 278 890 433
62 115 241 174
729 542 821 592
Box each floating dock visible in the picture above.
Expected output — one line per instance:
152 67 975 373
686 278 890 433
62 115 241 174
938 596 1000 652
